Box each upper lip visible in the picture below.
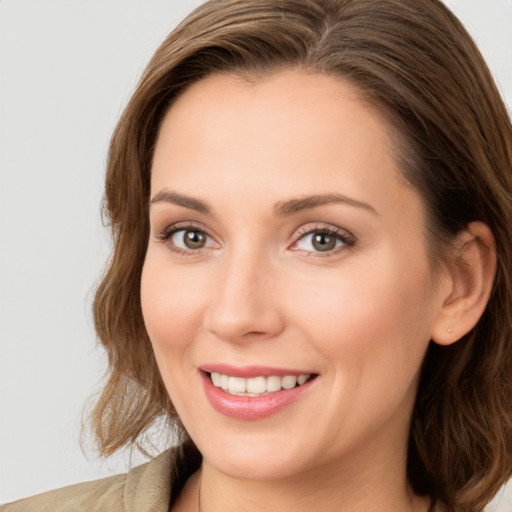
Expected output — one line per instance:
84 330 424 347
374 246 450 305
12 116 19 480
200 364 316 378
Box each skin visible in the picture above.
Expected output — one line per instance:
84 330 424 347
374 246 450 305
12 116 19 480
140 70 489 512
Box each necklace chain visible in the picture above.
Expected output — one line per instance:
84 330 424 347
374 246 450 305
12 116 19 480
198 468 203 512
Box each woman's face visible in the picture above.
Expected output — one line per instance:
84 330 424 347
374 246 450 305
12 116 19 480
141 70 448 481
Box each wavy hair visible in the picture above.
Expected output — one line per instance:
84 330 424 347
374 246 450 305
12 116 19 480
90 1 512 510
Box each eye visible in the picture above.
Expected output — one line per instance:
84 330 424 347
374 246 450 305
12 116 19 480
292 226 355 254
172 229 210 250
156 224 217 253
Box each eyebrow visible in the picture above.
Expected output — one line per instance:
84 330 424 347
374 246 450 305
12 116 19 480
274 193 379 216
149 190 378 217
150 190 211 214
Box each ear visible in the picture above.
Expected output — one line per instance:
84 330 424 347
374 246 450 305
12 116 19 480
431 221 497 346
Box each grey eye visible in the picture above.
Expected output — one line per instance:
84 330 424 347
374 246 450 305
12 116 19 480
296 231 344 252
311 233 337 251
172 229 208 249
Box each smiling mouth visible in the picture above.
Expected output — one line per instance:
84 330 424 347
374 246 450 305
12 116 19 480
207 372 316 397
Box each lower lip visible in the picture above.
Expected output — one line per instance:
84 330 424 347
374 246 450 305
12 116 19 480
201 372 317 420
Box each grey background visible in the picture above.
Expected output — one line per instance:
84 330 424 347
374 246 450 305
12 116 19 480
1 0 511 508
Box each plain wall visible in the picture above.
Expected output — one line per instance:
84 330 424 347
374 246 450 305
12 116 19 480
1 0 511 507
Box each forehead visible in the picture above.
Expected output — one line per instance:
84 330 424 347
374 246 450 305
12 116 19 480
161 70 378 137
151 71 427 235
151 70 399 192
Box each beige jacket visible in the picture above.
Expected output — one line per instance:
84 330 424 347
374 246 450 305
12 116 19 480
0 442 202 512
1 442 447 512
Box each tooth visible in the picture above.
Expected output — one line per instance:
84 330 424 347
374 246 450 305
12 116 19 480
228 376 246 393
211 372 221 387
211 372 312 395
281 376 297 389
266 376 281 392
247 376 266 394
297 374 309 385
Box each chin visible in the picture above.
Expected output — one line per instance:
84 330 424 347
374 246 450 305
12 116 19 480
205 449 305 481
192 426 312 481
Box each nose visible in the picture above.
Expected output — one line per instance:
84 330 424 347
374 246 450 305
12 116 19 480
203 247 285 343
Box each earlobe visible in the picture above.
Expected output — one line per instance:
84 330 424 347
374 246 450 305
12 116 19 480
431 222 496 346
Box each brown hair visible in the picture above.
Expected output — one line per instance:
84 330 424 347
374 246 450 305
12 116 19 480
91 1 512 510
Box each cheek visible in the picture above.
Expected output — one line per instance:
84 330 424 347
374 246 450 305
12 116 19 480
140 254 208 354
286 254 434 368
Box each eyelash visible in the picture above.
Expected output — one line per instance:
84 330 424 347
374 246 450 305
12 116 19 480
291 225 356 256
155 222 356 256
156 221 216 255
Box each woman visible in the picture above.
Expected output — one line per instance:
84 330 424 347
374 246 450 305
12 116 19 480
3 0 512 511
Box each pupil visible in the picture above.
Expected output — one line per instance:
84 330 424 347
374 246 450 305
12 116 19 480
312 233 336 251
184 230 205 249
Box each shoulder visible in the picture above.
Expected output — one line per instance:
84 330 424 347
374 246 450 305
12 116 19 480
0 473 126 512
0 449 176 512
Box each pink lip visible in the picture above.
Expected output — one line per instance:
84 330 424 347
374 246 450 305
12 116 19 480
200 369 318 420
